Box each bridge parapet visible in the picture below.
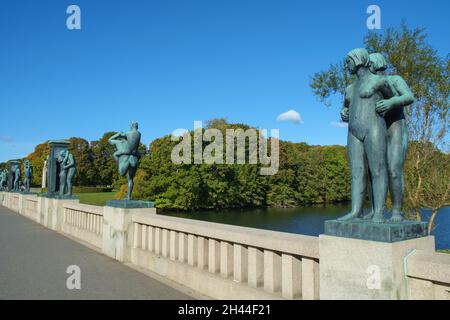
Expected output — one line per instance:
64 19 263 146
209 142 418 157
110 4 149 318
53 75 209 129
2 191 448 300
406 250 450 299
131 213 320 300
62 203 104 249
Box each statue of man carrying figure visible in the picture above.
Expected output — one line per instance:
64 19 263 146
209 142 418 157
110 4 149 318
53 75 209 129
109 122 141 201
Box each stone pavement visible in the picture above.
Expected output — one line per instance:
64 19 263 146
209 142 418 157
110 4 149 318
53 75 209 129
0 206 194 300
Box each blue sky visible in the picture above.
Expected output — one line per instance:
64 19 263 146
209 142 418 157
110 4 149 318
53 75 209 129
0 0 449 162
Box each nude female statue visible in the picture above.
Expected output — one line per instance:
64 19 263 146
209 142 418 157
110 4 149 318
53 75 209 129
338 48 395 223
108 122 141 200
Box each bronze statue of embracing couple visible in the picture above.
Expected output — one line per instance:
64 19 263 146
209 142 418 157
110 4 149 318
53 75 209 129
338 48 414 224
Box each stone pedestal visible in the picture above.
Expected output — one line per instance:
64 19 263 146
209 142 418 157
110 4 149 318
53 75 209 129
319 234 435 300
106 200 154 209
325 219 429 242
38 197 79 230
102 205 156 262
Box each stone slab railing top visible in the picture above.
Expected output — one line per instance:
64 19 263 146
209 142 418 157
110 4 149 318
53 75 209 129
133 213 319 259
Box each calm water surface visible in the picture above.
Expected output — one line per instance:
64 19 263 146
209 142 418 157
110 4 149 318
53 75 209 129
165 204 450 250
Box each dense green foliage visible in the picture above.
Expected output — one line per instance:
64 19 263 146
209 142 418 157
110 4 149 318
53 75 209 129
115 121 350 210
1 120 352 211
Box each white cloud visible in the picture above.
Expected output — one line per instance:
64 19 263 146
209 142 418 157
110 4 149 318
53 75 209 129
171 128 189 138
330 121 348 128
276 109 303 124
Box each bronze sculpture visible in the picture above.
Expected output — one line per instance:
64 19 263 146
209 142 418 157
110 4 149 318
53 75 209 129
58 149 77 197
108 122 141 201
24 160 33 193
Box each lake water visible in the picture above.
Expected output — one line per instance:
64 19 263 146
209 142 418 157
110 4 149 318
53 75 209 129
165 204 450 250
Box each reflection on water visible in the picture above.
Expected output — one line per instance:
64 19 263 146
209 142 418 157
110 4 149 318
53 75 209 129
165 204 450 250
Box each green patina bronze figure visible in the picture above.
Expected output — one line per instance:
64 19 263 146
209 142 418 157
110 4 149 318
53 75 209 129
109 122 141 201
363 53 414 222
24 160 33 193
58 149 77 197
13 163 21 192
0 169 8 191
340 51 414 223
338 48 395 223
325 48 428 242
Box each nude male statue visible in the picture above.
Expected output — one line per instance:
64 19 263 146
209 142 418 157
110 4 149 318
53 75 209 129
0 170 7 190
24 160 33 193
365 53 414 222
108 122 142 200
13 164 21 192
338 48 396 223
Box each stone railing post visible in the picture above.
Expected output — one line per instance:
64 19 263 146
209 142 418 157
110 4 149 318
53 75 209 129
319 232 436 300
102 202 156 263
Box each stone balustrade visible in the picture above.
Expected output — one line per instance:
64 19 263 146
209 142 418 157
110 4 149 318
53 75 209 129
406 250 450 300
1 190 449 300
24 196 39 221
131 213 320 300
62 203 104 248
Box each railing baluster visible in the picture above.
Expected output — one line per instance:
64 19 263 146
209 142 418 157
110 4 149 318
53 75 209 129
248 247 264 288
154 228 162 256
141 225 148 250
233 244 248 283
301 257 319 300
264 250 281 293
133 223 141 249
169 231 178 261
208 239 220 274
162 229 169 258
187 234 197 266
178 232 188 263
282 254 302 299
147 226 154 252
220 241 233 278
197 236 208 270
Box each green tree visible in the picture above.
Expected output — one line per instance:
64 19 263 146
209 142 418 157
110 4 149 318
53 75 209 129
115 119 351 211
90 132 118 186
68 137 95 186
25 141 50 187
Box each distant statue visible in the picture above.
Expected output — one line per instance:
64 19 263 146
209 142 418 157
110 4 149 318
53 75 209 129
339 49 414 223
42 157 48 189
0 169 8 191
24 160 33 193
109 122 141 200
13 164 21 192
58 150 77 197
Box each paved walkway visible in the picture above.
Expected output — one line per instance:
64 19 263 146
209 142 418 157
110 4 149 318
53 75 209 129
0 206 194 300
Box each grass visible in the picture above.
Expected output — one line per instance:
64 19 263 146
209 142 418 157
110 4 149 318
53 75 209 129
76 192 118 206
438 249 450 254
